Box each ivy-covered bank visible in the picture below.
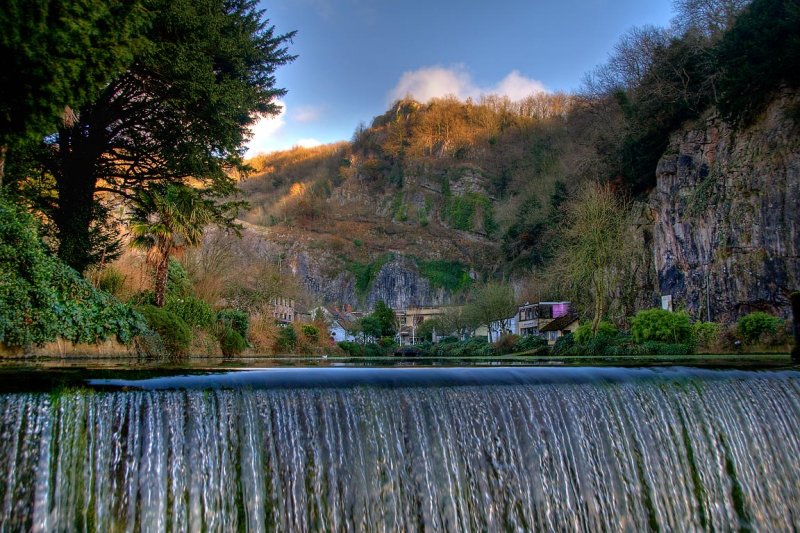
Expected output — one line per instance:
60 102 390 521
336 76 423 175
0 196 146 348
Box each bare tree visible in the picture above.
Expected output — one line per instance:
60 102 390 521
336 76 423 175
672 0 750 39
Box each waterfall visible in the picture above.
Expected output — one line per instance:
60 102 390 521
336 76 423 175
1 367 799 531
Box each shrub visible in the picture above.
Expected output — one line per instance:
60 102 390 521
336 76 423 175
574 321 618 345
276 324 297 352
165 295 215 329
217 309 250 338
167 259 192 298
692 321 719 348
136 305 192 356
630 309 692 344
736 311 784 344
301 324 319 342
337 341 362 356
493 333 519 355
218 326 247 357
551 333 575 356
514 335 547 352
0 196 146 347
96 267 126 296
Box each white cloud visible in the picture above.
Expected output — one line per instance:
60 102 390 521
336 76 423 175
245 101 286 157
293 105 323 123
294 138 322 148
388 65 547 103
492 70 548 101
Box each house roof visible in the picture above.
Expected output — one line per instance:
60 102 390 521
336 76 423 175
539 314 579 332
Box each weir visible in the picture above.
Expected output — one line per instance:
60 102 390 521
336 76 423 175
1 366 799 532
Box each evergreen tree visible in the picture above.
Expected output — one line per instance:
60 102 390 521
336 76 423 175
0 0 149 185
27 0 295 272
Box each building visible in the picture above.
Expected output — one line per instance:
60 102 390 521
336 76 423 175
539 314 580 345
270 296 296 325
517 301 572 336
475 315 518 342
308 306 360 343
395 306 447 345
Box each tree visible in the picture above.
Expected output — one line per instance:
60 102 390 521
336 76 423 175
467 281 517 343
550 182 635 333
672 0 750 39
0 0 149 185
25 0 295 272
716 0 800 125
372 300 398 337
129 184 234 307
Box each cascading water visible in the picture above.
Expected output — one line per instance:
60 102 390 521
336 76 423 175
1 367 799 532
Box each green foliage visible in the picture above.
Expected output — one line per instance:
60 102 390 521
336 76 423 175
217 326 247 357
217 309 250 339
551 333 575 355
0 0 149 148
736 311 783 344
358 315 384 340
445 195 475 230
630 309 693 344
165 295 215 329
136 305 192 356
692 321 720 348
574 321 618 345
18 0 294 272
336 341 387 357
442 193 494 233
716 0 800 125
301 324 319 341
346 254 392 297
276 325 297 352
416 259 472 292
372 301 397 337
514 334 548 352
167 260 193 299
95 267 126 297
0 197 146 347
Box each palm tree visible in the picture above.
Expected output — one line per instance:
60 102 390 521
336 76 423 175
129 184 223 307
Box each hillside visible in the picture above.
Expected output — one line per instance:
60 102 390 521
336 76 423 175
235 0 800 321
237 94 585 308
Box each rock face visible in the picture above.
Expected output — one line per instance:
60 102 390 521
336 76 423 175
650 94 800 322
289 251 454 310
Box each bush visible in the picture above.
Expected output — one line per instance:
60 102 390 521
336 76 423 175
515 334 548 352
136 305 192 356
0 196 146 347
337 341 362 356
551 333 575 355
692 321 719 348
165 295 215 329
492 333 519 355
736 311 784 344
167 259 192 298
95 267 126 296
300 324 319 342
630 309 692 344
574 321 618 345
276 324 297 352
218 326 247 357
217 309 250 338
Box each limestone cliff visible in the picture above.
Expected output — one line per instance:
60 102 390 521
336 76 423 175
650 93 800 322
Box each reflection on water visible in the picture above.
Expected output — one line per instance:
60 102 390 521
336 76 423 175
0 367 799 531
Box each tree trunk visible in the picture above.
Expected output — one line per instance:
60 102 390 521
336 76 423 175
0 144 6 188
791 291 800 362
53 127 100 274
154 251 170 307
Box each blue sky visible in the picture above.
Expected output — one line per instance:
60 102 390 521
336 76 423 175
246 0 675 156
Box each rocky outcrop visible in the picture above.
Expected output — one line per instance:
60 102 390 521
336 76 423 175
289 251 457 310
650 93 800 322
